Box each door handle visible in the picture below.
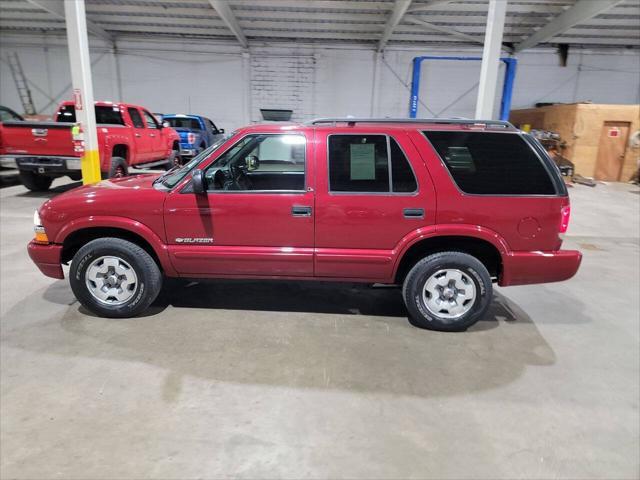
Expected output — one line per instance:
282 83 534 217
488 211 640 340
135 133 141 137
403 208 425 219
149 133 156 137
291 205 312 217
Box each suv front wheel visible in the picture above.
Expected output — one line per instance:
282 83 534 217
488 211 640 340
70 238 162 318
402 251 492 331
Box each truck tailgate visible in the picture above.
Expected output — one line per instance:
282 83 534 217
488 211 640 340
0 121 77 157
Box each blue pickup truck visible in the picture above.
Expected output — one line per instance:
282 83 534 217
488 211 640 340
162 114 225 163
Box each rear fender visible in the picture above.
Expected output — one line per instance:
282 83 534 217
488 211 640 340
101 132 133 168
392 224 511 277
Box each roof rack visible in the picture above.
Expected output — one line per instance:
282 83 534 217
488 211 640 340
306 117 516 130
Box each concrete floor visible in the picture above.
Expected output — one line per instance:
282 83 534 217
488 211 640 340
1 178 638 479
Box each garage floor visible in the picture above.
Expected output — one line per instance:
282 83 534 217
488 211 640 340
1 179 638 479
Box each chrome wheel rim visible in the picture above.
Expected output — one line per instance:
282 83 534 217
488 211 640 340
422 268 476 319
85 256 138 305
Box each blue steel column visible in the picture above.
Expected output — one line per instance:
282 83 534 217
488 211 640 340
499 58 518 121
409 57 423 118
408 55 517 120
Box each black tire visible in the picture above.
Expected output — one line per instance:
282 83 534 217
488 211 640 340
102 156 128 179
402 251 492 332
18 171 53 192
165 145 181 169
70 238 162 318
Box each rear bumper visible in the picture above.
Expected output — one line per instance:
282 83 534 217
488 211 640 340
499 249 582 287
27 241 64 279
1 155 81 174
0 156 17 168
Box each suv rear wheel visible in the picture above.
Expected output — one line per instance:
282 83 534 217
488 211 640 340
70 238 162 318
402 251 492 331
18 171 53 192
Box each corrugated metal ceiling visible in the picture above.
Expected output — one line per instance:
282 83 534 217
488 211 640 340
0 0 638 49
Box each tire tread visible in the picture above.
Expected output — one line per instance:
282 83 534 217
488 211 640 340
70 237 162 318
402 251 492 331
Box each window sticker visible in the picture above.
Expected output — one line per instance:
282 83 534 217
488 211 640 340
350 143 376 180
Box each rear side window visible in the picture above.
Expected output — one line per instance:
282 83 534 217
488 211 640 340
56 105 124 125
424 131 556 195
128 108 144 128
391 139 417 192
328 135 417 193
165 117 202 130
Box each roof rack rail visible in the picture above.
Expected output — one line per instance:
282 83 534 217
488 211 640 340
306 117 516 129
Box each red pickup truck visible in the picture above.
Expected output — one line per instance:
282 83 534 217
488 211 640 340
0 101 180 191
28 118 582 331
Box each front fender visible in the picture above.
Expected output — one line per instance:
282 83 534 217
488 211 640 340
54 215 177 276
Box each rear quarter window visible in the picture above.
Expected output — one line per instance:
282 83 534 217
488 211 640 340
423 131 556 195
56 105 124 125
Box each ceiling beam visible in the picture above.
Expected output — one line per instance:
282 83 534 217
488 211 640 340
406 0 455 14
378 0 412 52
208 0 248 49
514 0 624 52
404 15 483 44
26 0 114 44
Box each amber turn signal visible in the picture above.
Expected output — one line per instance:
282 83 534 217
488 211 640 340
34 227 49 244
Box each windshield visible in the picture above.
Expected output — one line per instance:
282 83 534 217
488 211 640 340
165 117 202 130
154 131 235 189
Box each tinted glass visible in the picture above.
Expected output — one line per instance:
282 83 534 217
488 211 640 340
329 135 389 192
165 118 202 130
127 108 144 128
390 138 417 192
424 131 556 195
56 105 124 125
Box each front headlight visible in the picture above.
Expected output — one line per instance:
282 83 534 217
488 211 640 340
33 209 49 244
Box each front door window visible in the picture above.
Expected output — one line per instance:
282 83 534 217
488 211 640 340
204 134 306 192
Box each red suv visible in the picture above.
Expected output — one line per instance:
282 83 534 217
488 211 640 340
28 119 581 331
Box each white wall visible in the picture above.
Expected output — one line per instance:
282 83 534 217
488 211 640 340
1 33 639 131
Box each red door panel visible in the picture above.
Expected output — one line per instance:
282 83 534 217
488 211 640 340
164 193 315 276
313 128 436 280
163 130 315 277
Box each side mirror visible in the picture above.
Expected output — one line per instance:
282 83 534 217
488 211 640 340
245 155 259 171
218 128 225 134
162 121 170 128
191 169 206 194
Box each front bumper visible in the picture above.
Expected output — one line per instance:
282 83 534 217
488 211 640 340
27 241 64 279
179 146 197 157
499 249 582 287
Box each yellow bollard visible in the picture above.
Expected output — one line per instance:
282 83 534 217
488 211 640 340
81 150 102 184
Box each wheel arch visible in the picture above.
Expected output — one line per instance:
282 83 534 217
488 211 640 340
111 144 130 163
56 217 176 276
393 226 509 284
